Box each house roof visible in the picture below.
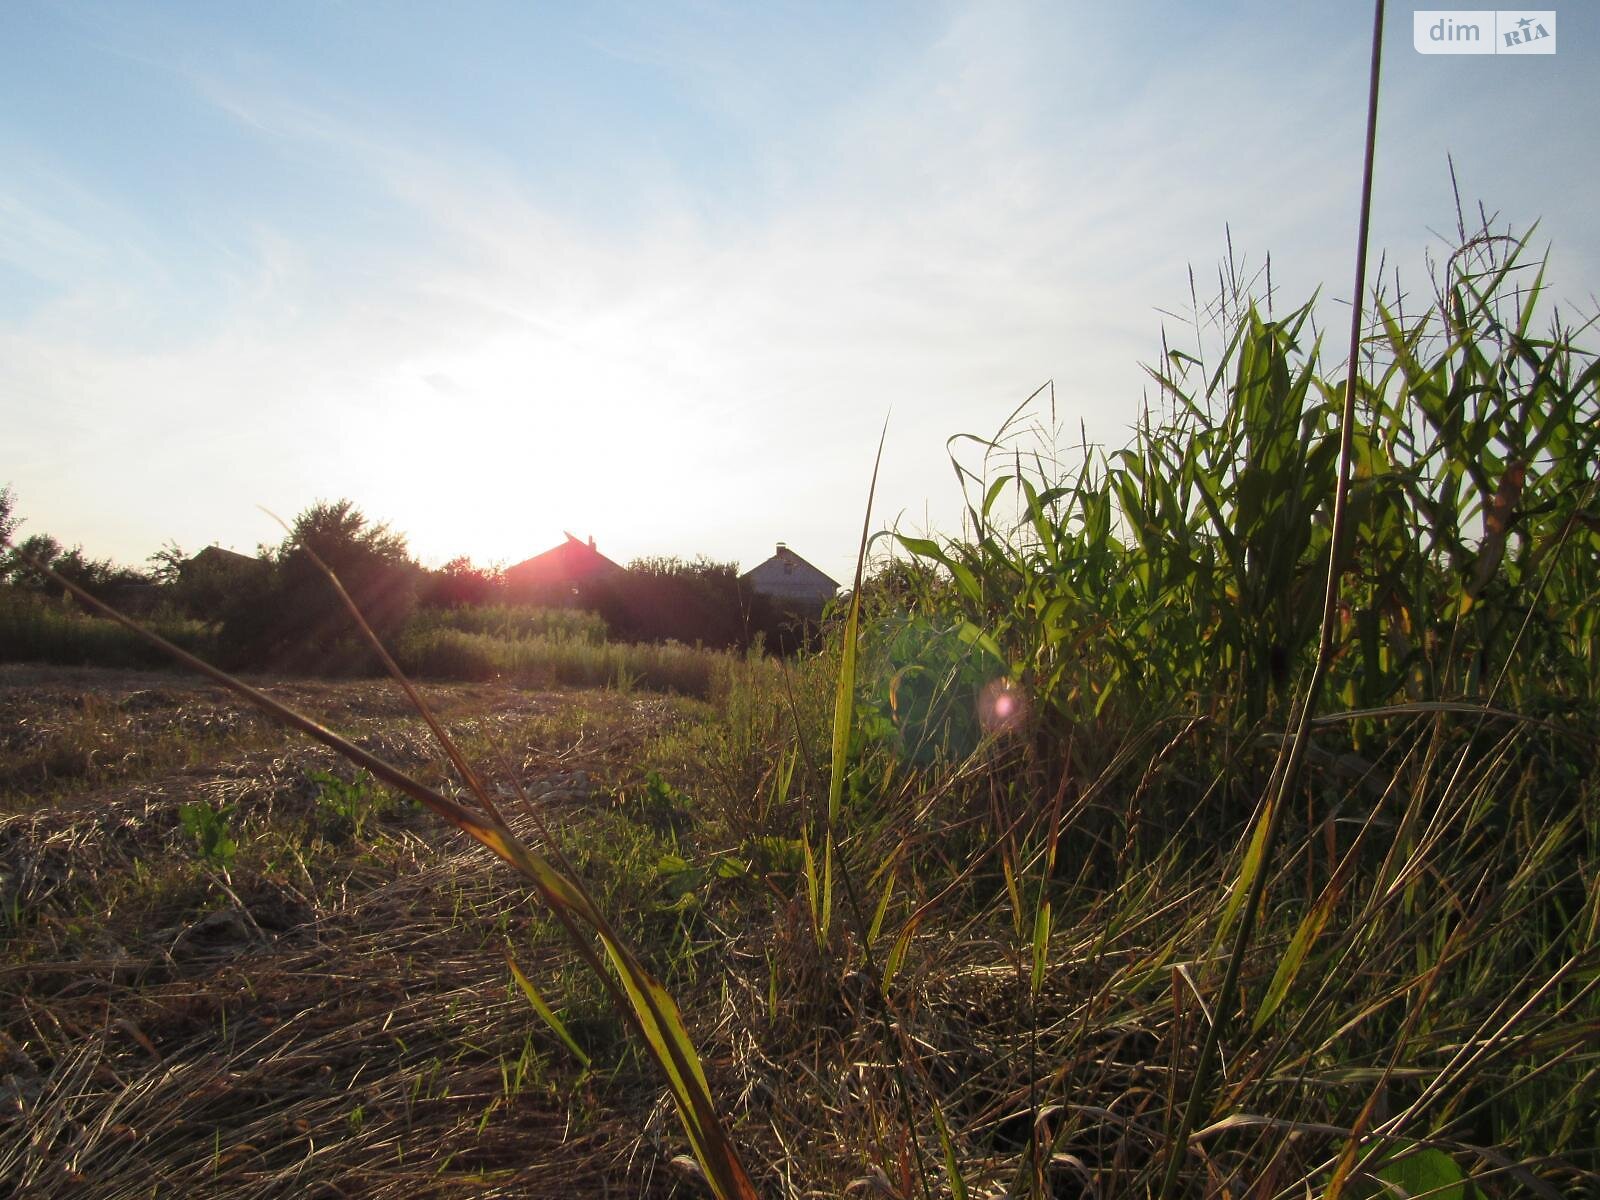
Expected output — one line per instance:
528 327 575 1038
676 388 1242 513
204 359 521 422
740 543 839 593
505 533 622 585
183 545 265 572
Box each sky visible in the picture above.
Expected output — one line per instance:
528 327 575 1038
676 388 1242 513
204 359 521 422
2 1 1596 583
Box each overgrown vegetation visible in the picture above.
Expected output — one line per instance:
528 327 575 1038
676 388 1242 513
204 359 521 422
0 589 218 669
3 213 1596 1198
794 221 1599 1196
393 620 753 700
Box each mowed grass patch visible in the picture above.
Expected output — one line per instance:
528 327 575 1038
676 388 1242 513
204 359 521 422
0 668 285 811
0 772 697 1195
0 664 761 1197
0 668 691 939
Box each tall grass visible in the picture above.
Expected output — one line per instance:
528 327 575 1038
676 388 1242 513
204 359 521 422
0 589 217 669
396 601 757 698
405 603 609 645
887 225 1597 741
788 214 1599 1194
393 624 741 699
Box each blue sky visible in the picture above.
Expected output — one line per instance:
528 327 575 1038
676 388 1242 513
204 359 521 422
3 1 1596 582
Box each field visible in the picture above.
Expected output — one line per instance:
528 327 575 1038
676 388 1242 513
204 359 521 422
4 223 1598 1198
0 665 725 1196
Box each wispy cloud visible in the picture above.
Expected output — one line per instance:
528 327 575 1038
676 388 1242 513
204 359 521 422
3 3 1595 579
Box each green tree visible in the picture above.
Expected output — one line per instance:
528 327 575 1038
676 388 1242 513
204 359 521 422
421 555 505 609
594 555 782 650
3 533 144 599
4 533 63 590
219 499 419 672
0 485 18 547
147 540 188 586
283 499 410 573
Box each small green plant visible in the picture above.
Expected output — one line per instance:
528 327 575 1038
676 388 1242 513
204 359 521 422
309 768 382 840
625 769 693 836
1334 1142 1474 1200
178 800 237 870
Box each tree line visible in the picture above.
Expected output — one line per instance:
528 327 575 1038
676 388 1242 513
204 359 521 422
0 490 816 671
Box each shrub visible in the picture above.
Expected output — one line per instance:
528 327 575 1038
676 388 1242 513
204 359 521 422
217 500 421 673
0 589 217 668
591 555 784 651
420 556 505 609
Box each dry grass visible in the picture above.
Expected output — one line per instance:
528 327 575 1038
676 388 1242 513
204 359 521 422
1 667 724 1198
2 649 1595 1197
4 834 673 1197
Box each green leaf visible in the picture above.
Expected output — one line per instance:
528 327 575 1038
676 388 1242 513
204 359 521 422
868 855 898 945
505 946 590 1069
1211 794 1275 955
982 475 1011 519
1001 852 1024 940
1339 1142 1472 1200
1253 876 1341 1031
883 913 921 992
819 421 888 947
955 620 1006 665
1374 1146 1468 1199
930 1095 969 1200
801 828 821 946
1030 900 1052 998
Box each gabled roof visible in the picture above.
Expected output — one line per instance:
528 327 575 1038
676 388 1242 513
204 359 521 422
505 533 622 586
183 545 266 573
741 543 839 594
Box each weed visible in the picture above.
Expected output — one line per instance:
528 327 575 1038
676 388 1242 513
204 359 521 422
177 800 238 871
308 767 385 841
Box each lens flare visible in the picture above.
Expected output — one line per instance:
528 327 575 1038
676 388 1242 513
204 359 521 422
978 677 1028 735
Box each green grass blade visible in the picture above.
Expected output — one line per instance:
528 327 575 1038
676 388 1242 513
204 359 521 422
822 419 888 940
505 946 591 1069
1030 900 1052 998
868 851 898 945
929 1095 969 1200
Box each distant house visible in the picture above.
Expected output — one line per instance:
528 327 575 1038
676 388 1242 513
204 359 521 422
505 533 623 603
183 546 264 577
741 543 838 613
174 545 269 615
